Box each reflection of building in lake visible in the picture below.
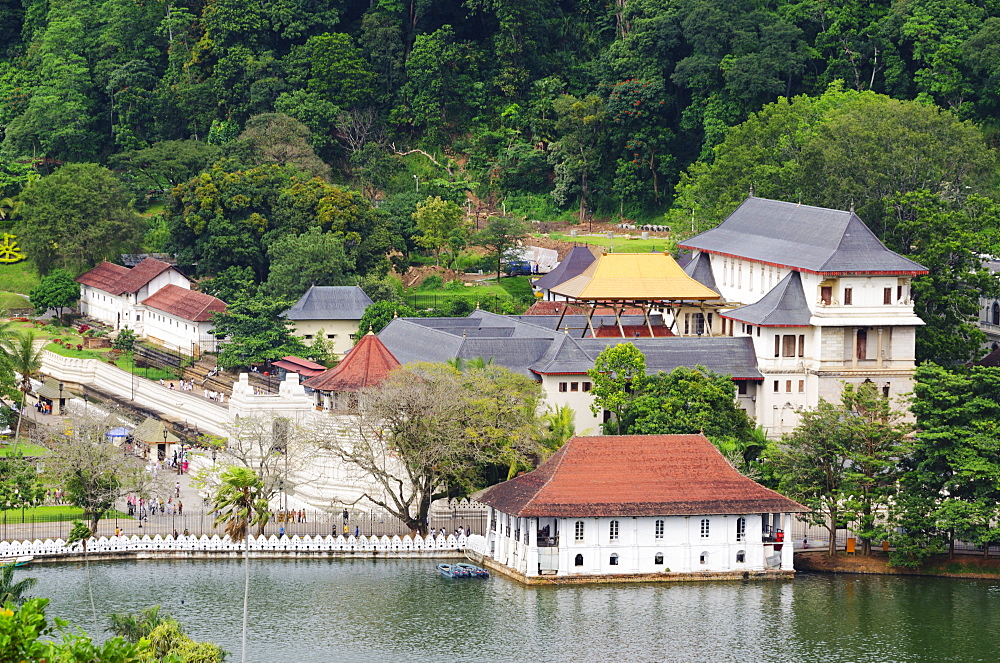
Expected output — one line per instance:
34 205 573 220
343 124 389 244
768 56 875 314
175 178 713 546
475 434 804 582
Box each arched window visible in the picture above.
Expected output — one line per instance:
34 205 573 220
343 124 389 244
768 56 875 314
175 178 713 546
654 552 664 565
654 519 664 539
575 521 584 542
736 550 746 564
700 518 710 538
736 517 746 542
699 551 709 565
609 520 619 541
574 554 584 566
609 553 619 566
993 302 999 326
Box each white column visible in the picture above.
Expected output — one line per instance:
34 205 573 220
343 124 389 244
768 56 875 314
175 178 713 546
780 513 794 570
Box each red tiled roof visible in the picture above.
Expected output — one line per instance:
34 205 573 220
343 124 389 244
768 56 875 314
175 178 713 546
524 301 589 316
591 324 673 338
302 332 401 392
76 262 130 291
478 435 805 518
272 356 326 377
115 258 174 294
141 284 226 322
524 301 652 316
76 258 178 296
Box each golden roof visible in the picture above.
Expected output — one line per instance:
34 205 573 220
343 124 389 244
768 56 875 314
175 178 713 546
550 252 720 301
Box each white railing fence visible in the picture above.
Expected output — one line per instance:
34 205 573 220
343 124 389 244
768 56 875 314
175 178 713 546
0 533 469 557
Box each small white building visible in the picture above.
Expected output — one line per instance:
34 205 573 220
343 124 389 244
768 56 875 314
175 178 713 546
140 284 226 355
284 286 374 357
476 434 804 582
76 258 190 331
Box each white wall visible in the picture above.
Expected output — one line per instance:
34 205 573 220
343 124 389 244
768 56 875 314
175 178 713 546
487 511 781 577
142 308 214 355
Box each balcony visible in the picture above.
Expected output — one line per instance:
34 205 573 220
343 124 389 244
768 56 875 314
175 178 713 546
537 534 559 547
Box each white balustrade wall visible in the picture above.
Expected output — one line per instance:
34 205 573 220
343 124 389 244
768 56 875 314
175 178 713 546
0 533 469 558
40 350 231 435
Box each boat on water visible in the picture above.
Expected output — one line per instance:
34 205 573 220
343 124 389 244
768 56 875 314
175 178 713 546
0 556 33 568
456 563 489 578
437 563 471 578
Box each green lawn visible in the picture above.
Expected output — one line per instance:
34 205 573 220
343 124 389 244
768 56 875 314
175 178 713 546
115 353 178 381
0 261 40 295
402 277 533 313
0 291 29 309
1 505 129 523
541 232 675 254
0 443 48 457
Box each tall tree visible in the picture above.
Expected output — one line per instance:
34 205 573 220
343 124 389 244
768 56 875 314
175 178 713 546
318 362 543 533
264 228 352 300
587 342 646 435
412 195 465 266
3 330 44 446
28 268 79 319
473 215 528 280
210 466 270 663
15 163 144 275
210 294 307 369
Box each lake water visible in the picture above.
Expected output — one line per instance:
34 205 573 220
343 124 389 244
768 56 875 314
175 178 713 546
27 558 1000 662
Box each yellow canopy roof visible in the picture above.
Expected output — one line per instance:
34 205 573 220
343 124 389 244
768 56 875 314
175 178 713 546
550 253 720 301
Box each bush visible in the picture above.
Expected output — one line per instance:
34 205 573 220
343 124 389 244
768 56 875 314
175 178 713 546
444 279 465 291
417 275 443 290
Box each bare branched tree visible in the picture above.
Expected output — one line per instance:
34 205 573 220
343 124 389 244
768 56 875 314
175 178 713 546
314 362 544 533
198 415 317 533
41 412 167 533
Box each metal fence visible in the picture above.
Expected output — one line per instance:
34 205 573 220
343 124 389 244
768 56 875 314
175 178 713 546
0 508 488 544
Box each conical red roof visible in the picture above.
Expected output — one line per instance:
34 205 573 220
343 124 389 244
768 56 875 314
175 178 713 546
302 332 401 392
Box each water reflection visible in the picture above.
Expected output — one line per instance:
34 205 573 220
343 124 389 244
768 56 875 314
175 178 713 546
27 559 1000 662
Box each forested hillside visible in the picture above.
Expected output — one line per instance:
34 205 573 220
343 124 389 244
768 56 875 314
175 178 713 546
3 0 1000 362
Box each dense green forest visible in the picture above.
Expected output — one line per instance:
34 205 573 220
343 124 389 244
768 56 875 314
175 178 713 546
3 0 1000 363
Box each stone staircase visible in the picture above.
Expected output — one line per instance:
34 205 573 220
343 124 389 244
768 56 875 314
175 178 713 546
179 357 274 396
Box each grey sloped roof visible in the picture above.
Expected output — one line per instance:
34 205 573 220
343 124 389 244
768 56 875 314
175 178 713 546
532 246 596 290
721 271 811 327
683 252 718 291
380 313 762 380
530 333 598 374
377 319 465 364
530 336 762 380
679 197 927 275
284 286 373 320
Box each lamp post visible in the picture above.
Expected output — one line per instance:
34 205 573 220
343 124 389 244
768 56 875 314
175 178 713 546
211 447 217 466
58 382 64 415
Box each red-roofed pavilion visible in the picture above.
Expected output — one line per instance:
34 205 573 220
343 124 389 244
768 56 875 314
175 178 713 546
473 434 804 582
302 332 400 411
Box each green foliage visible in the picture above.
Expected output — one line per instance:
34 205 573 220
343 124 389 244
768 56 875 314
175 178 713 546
0 453 44 515
264 227 352 301
768 382 910 556
413 196 466 266
889 364 1000 566
623 366 757 461
358 273 403 304
28 269 78 318
15 163 144 275
112 329 136 352
355 300 415 337
211 293 306 369
474 216 529 280
587 342 646 435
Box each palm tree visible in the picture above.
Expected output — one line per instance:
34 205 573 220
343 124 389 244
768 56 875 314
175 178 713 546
211 466 270 663
3 330 44 449
0 564 37 606
540 404 576 458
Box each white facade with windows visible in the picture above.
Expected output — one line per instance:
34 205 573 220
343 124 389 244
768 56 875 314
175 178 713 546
476 434 804 582
485 511 794 577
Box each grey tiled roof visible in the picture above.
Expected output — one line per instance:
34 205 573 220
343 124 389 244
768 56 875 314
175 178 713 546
680 197 928 275
532 246 596 290
684 252 718 291
530 336 762 379
284 286 373 320
380 313 762 380
721 271 811 327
